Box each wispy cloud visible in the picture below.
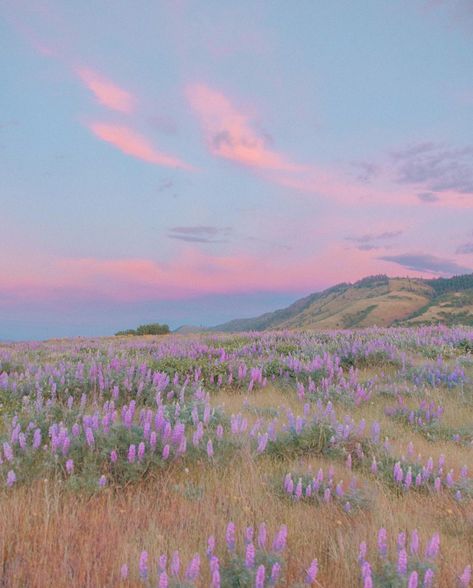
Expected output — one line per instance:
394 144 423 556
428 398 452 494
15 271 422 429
87 123 194 170
456 242 473 254
379 252 471 275
391 142 473 195
76 67 136 113
168 225 232 243
187 83 303 172
347 230 404 244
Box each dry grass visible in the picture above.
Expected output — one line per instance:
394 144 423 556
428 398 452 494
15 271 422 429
1 377 472 587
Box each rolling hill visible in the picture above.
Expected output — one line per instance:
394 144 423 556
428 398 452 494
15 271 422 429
211 274 473 332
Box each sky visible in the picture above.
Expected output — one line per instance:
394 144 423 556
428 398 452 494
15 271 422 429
1 0 473 340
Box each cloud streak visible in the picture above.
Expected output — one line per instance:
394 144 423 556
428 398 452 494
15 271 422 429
76 67 136 113
187 83 304 172
379 253 471 275
168 225 232 243
87 123 194 170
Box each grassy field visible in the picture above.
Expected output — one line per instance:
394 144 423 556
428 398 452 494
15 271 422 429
0 327 472 587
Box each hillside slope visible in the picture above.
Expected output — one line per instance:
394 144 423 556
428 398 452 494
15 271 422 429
212 274 473 332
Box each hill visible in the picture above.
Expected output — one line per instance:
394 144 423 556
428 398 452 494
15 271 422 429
212 274 473 331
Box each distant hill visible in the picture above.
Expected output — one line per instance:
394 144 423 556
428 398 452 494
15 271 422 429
212 274 473 332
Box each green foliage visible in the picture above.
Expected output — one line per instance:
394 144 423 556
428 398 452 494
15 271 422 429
220 553 283 587
425 274 473 296
115 323 170 336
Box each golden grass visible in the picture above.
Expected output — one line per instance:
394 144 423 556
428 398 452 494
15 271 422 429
1 380 472 587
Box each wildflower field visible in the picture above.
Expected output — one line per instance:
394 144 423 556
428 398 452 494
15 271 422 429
0 327 472 587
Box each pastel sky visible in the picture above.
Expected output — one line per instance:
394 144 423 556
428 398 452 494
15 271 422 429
2 0 473 339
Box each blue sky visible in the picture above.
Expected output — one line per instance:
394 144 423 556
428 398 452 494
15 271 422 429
1 0 473 339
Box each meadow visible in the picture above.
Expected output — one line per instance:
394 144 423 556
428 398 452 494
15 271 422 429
0 326 472 587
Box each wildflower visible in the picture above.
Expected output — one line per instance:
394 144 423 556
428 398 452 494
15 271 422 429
407 571 418 588
305 559 318 584
410 529 419 555
137 442 145 462
85 427 95 448
98 475 106 488
255 565 265 588
158 554 167 572
258 522 267 550
245 543 255 568
397 548 408 575
212 567 221 588
139 551 148 580
425 533 440 560
423 568 435 587
378 528 388 558
170 551 180 576
226 522 236 551
120 564 128 580
65 459 74 474
127 444 136 463
459 565 472 587
271 562 281 584
185 553 200 581
207 439 214 459
273 525 287 553
110 450 118 463
6 470 16 487
162 444 170 460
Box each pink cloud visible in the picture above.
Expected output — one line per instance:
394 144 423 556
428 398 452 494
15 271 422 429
77 67 136 113
87 122 194 170
0 247 431 308
187 83 304 172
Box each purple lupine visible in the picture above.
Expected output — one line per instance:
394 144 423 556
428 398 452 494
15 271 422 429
127 444 136 463
258 523 267 550
170 551 180 577
65 459 74 474
407 571 418 588
378 528 388 558
272 525 287 553
207 535 216 558
3 442 13 462
425 533 440 559
6 470 16 487
245 526 254 544
85 427 95 448
158 554 167 572
423 568 434 587
358 541 367 564
137 441 145 462
158 572 168 588
305 559 318 584
139 550 148 579
459 565 472 587
110 450 118 463
226 522 236 551
255 565 265 588
33 428 42 449
410 529 419 555
207 439 214 459
211 565 221 588
120 564 128 580
397 532 406 551
185 553 200 581
397 548 408 575
245 543 255 569
271 562 281 584
98 475 107 487
162 444 170 460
